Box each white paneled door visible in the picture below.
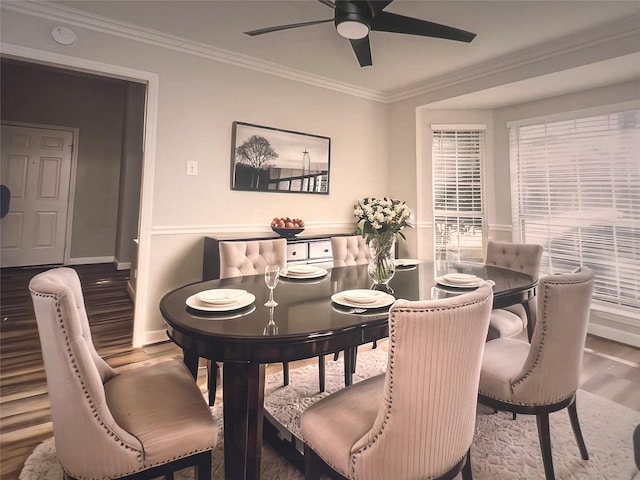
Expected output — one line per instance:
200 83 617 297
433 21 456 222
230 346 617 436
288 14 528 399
1 125 73 267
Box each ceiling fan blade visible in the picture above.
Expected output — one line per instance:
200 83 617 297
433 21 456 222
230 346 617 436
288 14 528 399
349 37 372 67
245 18 333 36
370 12 476 43
317 0 336 8
367 0 394 16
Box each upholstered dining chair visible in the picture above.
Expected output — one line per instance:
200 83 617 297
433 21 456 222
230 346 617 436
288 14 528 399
485 240 543 340
301 283 494 480
29 267 218 480
478 267 594 480
210 238 329 399
205 238 289 404
331 235 371 267
330 235 375 376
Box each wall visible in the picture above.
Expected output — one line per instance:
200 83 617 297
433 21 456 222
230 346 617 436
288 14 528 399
115 82 145 269
1 60 128 260
1 8 388 345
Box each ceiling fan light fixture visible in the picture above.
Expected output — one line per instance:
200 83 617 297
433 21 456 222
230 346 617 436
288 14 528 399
336 20 369 40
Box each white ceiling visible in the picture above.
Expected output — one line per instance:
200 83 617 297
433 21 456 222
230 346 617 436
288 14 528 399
51 1 640 107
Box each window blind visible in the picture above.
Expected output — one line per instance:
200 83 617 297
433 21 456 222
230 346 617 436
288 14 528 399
510 109 640 312
432 128 486 261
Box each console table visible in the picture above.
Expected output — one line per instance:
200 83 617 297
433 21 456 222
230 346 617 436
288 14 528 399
203 231 353 280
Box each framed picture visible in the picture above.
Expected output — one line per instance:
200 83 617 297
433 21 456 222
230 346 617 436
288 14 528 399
231 121 331 194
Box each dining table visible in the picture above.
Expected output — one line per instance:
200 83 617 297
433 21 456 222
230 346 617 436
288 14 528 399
159 260 537 480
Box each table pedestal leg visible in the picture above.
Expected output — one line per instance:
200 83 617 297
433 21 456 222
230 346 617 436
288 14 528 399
223 362 265 480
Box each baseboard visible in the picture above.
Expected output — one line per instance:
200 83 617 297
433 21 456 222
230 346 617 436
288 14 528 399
140 328 172 346
589 323 640 348
65 256 114 265
589 306 640 348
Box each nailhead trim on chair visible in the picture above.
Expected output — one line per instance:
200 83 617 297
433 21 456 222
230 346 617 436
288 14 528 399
31 289 213 480
349 298 487 477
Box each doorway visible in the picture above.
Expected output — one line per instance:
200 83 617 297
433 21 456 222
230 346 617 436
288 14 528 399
1 124 76 267
1 59 144 270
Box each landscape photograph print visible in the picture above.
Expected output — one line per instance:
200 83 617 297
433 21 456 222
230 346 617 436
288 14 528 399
231 121 330 194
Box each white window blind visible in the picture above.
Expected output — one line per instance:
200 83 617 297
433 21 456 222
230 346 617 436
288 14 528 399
510 109 640 312
432 127 486 261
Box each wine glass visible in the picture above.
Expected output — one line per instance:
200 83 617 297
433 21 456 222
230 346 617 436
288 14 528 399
264 264 280 307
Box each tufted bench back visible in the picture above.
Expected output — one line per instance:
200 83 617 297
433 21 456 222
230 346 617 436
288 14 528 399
485 240 543 277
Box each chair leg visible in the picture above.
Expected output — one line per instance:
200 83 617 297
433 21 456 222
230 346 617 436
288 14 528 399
282 361 290 386
567 399 589 460
461 449 473 480
333 351 340 361
318 355 326 393
207 361 217 407
535 413 556 480
195 450 212 480
304 443 322 480
351 348 357 374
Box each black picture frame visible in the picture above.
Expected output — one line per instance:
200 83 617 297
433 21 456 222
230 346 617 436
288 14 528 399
231 121 330 194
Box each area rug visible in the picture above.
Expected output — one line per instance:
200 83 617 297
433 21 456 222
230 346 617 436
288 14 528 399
20 348 640 479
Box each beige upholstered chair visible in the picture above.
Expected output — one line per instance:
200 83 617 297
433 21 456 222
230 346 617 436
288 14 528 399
485 240 543 340
331 235 371 267
206 238 289 404
29 267 217 480
330 235 375 376
478 267 594 480
218 238 287 278
209 238 329 398
301 284 494 480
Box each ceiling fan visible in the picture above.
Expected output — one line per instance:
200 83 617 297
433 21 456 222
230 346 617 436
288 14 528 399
244 0 476 67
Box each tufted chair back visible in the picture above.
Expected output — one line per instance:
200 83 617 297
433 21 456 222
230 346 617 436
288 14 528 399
301 284 493 480
218 238 287 279
485 240 543 339
29 267 217 479
331 235 371 267
485 240 543 277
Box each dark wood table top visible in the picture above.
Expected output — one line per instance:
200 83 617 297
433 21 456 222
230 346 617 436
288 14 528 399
160 261 537 364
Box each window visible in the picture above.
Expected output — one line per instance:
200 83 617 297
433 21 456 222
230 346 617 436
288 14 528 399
510 109 640 313
432 126 486 261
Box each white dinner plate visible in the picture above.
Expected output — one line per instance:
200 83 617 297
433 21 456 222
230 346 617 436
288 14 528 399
280 266 328 279
186 292 255 312
331 291 396 309
340 289 388 304
443 273 478 284
195 288 247 305
395 258 421 268
435 276 483 288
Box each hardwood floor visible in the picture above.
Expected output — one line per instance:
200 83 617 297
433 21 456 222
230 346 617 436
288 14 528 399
1 263 639 479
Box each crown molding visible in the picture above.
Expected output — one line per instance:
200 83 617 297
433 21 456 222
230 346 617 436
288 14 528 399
5 2 639 105
3 1 388 102
387 13 640 103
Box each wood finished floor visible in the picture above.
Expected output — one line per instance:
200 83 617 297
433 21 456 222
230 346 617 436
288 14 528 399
1 263 639 479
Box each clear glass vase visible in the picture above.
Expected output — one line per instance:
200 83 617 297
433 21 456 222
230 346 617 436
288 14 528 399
367 236 396 291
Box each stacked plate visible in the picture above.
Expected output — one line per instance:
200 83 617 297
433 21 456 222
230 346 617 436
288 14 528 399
280 265 328 279
186 288 255 312
436 273 483 288
331 289 395 309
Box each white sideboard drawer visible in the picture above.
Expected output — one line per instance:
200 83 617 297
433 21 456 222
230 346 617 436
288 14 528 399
287 242 308 262
309 240 332 260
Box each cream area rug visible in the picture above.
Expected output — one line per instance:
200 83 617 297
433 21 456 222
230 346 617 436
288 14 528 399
20 348 640 480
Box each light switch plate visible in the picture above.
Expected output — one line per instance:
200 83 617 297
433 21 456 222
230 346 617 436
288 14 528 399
186 161 198 176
